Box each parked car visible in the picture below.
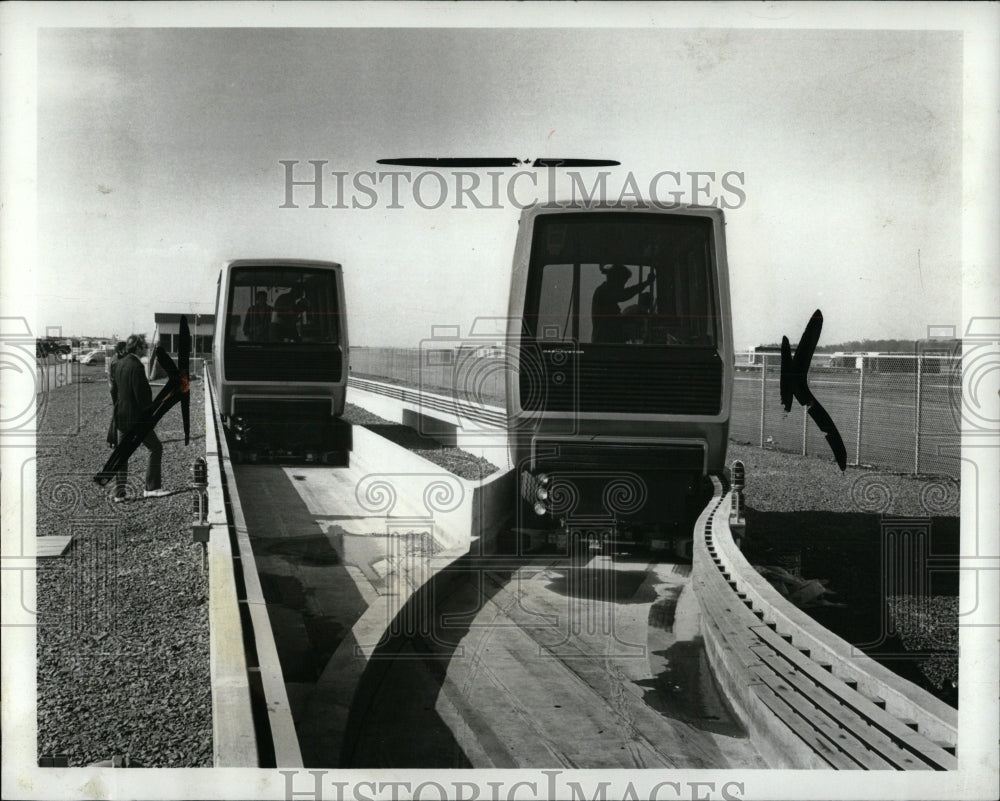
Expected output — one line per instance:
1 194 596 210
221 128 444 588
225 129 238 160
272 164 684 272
79 349 106 365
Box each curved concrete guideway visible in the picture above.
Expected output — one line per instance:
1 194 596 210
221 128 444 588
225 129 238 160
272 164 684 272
233 458 764 768
346 375 959 770
343 550 766 769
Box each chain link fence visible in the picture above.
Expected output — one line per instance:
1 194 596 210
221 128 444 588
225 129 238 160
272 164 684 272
351 347 962 478
733 352 961 478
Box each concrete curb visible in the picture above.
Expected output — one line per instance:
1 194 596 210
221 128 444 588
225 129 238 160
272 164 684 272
203 373 257 767
694 483 958 767
205 370 304 768
720 500 955 743
349 380 510 465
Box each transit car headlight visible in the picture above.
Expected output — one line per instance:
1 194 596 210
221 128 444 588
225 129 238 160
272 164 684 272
537 473 550 486
533 502 548 516
536 487 549 501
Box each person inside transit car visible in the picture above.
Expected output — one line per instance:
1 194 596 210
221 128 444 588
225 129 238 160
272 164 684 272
107 334 169 501
243 290 272 342
273 284 309 342
591 263 655 343
622 291 654 344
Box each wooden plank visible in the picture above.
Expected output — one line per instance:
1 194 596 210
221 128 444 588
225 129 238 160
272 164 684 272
753 681 860 769
36 536 73 558
751 623 957 769
701 609 761 673
749 663 894 769
699 563 766 630
751 647 929 770
695 574 765 671
697 554 951 770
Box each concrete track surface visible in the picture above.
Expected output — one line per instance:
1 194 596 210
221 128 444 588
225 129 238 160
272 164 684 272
234 463 765 769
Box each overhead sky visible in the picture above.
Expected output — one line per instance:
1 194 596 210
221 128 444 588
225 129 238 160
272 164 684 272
29 20 965 349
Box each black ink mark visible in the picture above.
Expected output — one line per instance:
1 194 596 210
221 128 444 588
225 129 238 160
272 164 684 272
376 157 521 168
531 158 620 168
95 316 191 486
780 309 847 471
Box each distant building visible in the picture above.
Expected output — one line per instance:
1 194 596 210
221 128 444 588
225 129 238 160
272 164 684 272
152 313 215 356
829 348 958 374
747 345 783 365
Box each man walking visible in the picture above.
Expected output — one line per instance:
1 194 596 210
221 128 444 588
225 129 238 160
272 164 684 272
109 334 169 501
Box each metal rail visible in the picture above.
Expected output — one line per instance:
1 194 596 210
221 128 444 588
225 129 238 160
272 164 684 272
349 376 507 429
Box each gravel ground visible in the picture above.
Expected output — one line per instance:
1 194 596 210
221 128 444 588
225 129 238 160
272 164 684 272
35 368 212 766
727 442 960 706
342 403 499 480
727 442 960 516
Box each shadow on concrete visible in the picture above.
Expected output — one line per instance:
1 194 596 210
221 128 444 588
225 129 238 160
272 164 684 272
340 555 519 768
635 639 748 738
236 467 374 755
543 565 658 605
541 552 664 605
647 582 684 632
258 534 342 566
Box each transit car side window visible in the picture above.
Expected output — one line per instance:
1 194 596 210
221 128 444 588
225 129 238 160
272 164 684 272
535 263 576 341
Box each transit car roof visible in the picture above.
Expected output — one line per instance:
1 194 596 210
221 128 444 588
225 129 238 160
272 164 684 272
520 201 725 219
223 258 343 269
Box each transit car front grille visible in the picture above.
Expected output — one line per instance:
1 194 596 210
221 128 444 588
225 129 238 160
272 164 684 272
224 345 343 382
519 349 723 415
233 398 332 420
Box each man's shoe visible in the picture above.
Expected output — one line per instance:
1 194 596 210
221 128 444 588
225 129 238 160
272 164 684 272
142 489 171 498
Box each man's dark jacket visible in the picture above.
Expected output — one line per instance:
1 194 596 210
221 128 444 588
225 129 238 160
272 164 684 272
110 354 152 430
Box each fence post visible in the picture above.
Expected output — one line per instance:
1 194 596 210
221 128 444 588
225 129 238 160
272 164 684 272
759 354 767 448
855 356 865 466
802 404 808 455
914 354 923 474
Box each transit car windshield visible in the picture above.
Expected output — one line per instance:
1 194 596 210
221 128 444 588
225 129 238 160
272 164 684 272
226 266 340 345
525 213 719 346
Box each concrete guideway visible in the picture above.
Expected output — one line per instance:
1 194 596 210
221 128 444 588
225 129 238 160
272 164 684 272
343 377 960 769
204 372 958 770
231 459 467 766
343 552 765 768
232 454 763 768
